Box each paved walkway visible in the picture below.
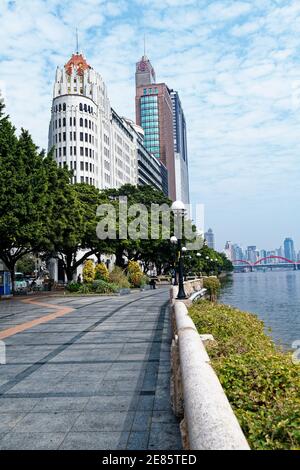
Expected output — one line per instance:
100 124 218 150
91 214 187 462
0 290 182 450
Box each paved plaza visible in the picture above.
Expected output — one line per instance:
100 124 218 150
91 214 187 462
0 289 182 450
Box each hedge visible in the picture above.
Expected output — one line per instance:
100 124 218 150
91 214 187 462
189 301 300 450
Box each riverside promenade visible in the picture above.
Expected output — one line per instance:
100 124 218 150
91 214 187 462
0 289 182 450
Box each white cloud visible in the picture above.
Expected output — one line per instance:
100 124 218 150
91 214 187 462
1 0 300 249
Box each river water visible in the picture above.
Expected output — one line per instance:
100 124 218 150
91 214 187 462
219 271 300 349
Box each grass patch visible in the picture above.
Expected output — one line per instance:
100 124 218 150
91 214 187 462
189 301 300 450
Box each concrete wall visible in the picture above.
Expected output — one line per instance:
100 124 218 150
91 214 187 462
170 279 250 450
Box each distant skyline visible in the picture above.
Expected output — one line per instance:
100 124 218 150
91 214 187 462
217 235 299 254
1 1 300 249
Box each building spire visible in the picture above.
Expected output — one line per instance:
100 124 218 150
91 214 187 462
76 28 79 54
143 33 146 57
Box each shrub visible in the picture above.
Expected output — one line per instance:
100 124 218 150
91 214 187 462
109 267 130 289
95 262 109 282
189 301 300 450
127 261 145 287
78 283 93 294
82 260 95 283
127 260 141 274
66 281 81 293
92 280 119 294
203 276 221 301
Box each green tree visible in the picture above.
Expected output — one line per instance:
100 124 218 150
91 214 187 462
0 103 61 290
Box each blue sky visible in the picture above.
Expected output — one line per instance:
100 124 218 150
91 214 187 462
0 0 300 252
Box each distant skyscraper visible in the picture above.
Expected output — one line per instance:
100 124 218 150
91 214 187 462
246 246 257 263
170 90 189 204
224 241 233 261
135 54 176 200
284 238 296 261
205 228 215 250
233 244 244 261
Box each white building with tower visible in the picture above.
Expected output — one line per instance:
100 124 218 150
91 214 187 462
48 52 137 189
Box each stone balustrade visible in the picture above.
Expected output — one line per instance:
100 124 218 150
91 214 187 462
170 279 250 450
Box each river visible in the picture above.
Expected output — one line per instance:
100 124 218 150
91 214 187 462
219 270 300 349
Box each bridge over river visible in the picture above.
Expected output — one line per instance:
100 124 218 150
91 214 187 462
233 255 300 271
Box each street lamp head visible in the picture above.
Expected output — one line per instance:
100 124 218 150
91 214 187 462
171 200 185 213
196 252 201 257
182 246 187 253
206 256 209 260
170 235 178 245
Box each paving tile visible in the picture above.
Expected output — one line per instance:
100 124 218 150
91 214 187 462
72 411 135 432
13 412 80 433
59 431 129 450
0 412 26 433
126 431 149 450
0 432 66 450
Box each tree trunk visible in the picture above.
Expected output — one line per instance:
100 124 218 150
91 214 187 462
115 246 124 267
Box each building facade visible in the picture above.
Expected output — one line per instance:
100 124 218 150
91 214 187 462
135 55 176 200
48 53 138 190
204 228 215 250
170 90 190 204
284 238 296 261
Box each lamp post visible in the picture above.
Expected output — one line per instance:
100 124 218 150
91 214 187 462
171 200 187 300
170 236 178 285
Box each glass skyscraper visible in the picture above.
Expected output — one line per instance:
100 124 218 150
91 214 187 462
140 91 160 159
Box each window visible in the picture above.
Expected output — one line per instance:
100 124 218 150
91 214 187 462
70 147 73 156
89 134 91 143
85 177 88 183
84 104 87 112
90 178 92 185
74 146 77 156
59 133 61 142
143 88 147 95
80 162 84 171
81 176 84 183
88 106 91 113
73 117 76 126
74 132 76 141
80 132 83 141
85 148 88 157
59 148 62 157
70 132 72 141
63 103 66 111
89 120 91 129
70 117 72 126
85 119 88 127
80 118 83 127
85 133 88 142
85 162 88 171
59 104 61 112
70 161 73 169
80 147 84 156
79 103 83 111
63 147 66 156
74 161 77 170
58 119 61 127
89 149 92 158
90 163 92 172
63 132 66 142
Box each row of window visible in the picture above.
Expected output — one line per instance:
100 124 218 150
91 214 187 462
143 87 159 95
53 102 94 114
53 132 95 145
53 118 96 131
141 110 158 117
55 147 96 159
141 101 158 109
141 95 158 103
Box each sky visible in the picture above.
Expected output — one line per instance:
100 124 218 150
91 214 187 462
0 0 300 252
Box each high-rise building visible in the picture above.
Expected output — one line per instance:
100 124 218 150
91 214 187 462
170 90 189 204
48 52 168 194
204 228 215 250
135 55 176 201
284 238 296 261
224 241 234 261
246 246 257 264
